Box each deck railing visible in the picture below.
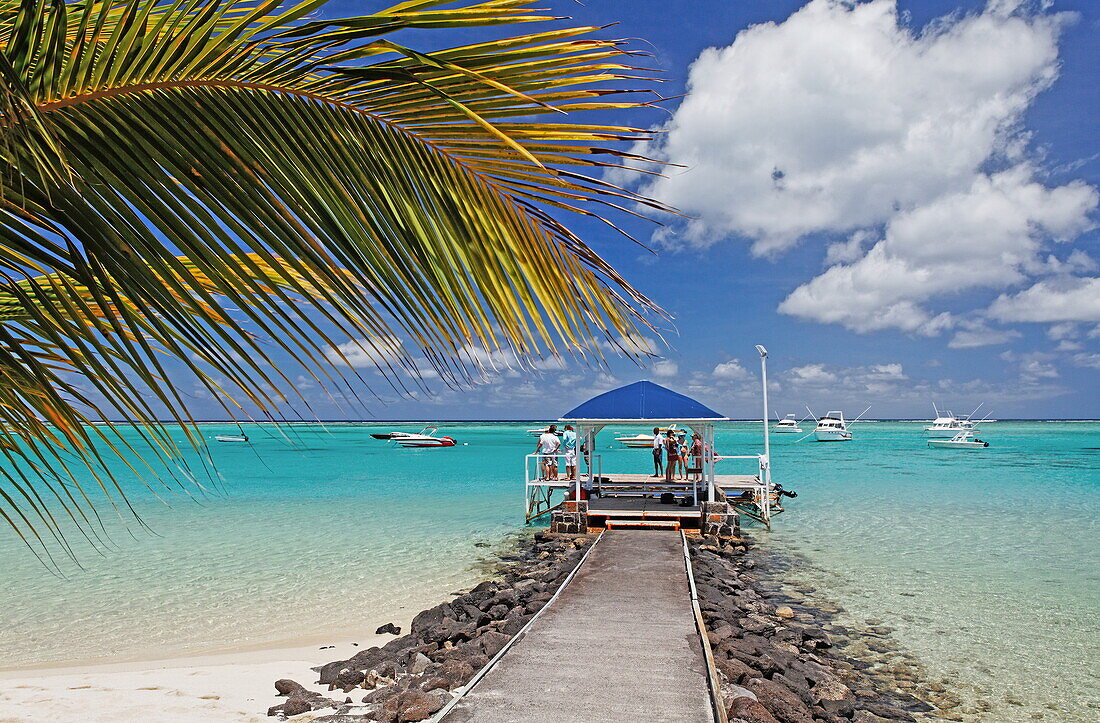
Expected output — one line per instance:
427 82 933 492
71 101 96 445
524 453 601 522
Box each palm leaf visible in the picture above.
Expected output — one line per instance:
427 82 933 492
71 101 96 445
0 0 670 564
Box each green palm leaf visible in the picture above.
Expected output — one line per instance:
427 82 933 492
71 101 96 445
0 0 669 565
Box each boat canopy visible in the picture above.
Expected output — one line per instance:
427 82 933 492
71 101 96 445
560 380 728 424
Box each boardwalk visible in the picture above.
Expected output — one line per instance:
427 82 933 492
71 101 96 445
445 530 714 722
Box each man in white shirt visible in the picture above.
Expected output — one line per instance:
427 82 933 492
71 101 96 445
651 426 665 478
535 424 561 480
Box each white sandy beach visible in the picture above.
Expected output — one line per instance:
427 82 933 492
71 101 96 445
0 621 414 722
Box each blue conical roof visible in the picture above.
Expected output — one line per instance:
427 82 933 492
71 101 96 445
560 380 726 421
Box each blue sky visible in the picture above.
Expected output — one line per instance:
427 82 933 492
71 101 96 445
192 0 1100 421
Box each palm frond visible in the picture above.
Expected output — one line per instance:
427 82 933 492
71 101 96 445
0 0 670 562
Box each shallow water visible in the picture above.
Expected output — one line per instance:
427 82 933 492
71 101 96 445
0 421 1097 721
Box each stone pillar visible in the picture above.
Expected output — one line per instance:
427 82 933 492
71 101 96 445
701 501 739 540
550 499 589 534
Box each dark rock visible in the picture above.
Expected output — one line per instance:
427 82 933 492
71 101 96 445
336 668 366 691
275 679 308 697
382 689 444 722
273 697 312 717
746 677 815 723
478 631 510 657
410 603 453 636
716 656 759 684
375 623 401 635
424 659 475 691
728 696 780 723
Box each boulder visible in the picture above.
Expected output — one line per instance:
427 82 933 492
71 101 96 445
275 679 308 697
775 606 795 619
478 631 510 657
813 678 854 716
728 696 780 723
746 677 815 723
382 689 444 722
375 623 401 635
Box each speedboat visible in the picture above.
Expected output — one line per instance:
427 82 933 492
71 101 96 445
370 431 405 440
928 430 989 450
773 414 802 434
813 411 852 442
394 427 456 448
615 424 677 448
214 434 249 443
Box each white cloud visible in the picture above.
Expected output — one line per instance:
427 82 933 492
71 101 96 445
652 360 679 377
622 0 1097 340
948 321 1022 349
1047 323 1079 340
788 364 838 385
631 0 1073 252
987 277 1100 323
779 167 1097 333
1071 353 1100 370
599 334 661 356
327 336 405 368
712 359 750 381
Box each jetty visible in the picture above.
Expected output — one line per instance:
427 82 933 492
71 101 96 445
441 530 717 722
525 370 788 532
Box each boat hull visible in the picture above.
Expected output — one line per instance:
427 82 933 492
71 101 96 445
928 440 988 449
773 427 802 434
814 430 852 441
214 435 248 443
397 437 456 448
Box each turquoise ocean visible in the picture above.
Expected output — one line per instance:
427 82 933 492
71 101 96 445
0 421 1097 721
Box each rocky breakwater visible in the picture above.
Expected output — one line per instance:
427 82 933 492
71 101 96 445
689 536 938 723
267 531 592 721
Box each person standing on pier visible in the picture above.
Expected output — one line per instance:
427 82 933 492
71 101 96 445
536 425 561 480
562 424 578 481
664 431 680 483
651 426 665 478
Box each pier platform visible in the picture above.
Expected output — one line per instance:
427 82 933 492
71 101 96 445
443 530 714 722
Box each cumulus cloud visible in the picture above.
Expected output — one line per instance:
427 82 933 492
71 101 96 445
779 166 1097 333
624 0 1098 338
987 277 1100 323
599 334 661 356
787 364 838 385
712 359 750 380
652 360 679 377
327 336 405 368
948 320 1023 349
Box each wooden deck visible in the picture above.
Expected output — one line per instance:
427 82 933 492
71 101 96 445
442 531 715 722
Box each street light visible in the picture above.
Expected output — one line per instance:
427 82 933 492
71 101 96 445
756 345 770 465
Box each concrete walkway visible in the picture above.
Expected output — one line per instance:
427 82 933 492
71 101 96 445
445 530 714 722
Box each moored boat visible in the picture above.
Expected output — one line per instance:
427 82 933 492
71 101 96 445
394 427 456 447
614 424 678 448
773 414 802 434
214 434 249 443
928 430 989 449
813 411 852 441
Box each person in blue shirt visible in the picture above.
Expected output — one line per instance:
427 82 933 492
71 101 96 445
562 424 578 481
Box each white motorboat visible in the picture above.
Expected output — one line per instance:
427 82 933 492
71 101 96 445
526 426 562 437
925 403 984 437
773 414 802 434
394 427 456 448
928 430 989 450
615 424 678 448
214 434 249 443
813 411 852 441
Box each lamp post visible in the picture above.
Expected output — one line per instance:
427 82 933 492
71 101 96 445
755 345 770 466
